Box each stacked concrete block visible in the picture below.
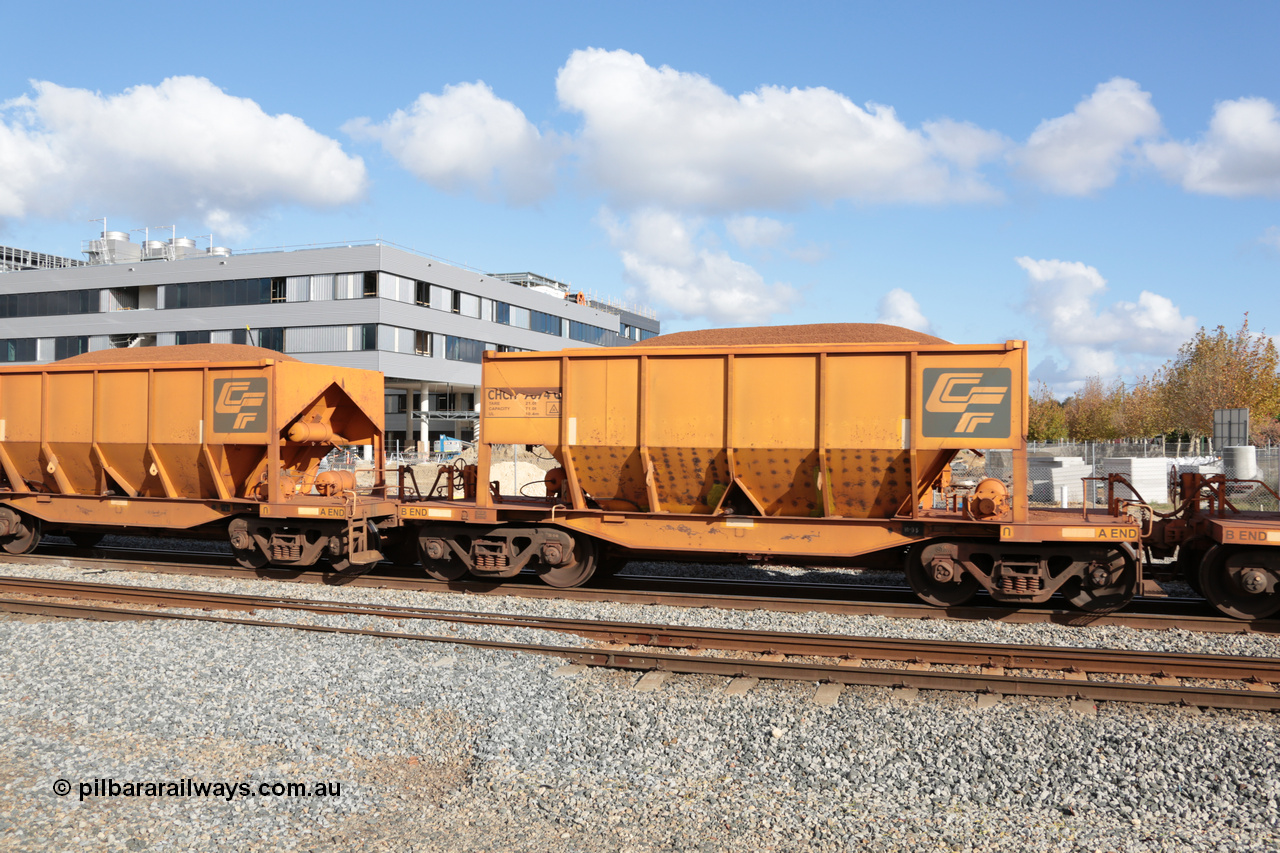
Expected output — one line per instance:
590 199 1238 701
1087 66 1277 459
1028 456 1093 503
1095 457 1169 504
1175 457 1222 477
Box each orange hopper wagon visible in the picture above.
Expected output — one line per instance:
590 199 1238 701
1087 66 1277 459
399 324 1145 610
0 344 395 572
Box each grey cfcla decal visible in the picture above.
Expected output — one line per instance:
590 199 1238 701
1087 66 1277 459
213 378 268 433
921 368 1012 439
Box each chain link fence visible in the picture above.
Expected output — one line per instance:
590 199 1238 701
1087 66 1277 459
950 443 1280 512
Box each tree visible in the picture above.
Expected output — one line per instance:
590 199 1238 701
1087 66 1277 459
1064 376 1123 441
1116 375 1169 439
1160 315 1280 439
1253 418 1280 447
1027 382 1068 441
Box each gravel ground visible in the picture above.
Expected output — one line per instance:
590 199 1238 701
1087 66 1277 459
2 556 1278 851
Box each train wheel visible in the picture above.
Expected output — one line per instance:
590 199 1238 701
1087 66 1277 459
904 542 978 607
1198 545 1280 621
422 559 469 581
418 535 469 581
538 536 598 588
228 518 268 569
1064 548 1137 612
0 512 40 555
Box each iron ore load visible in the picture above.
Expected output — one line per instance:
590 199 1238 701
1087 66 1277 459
1 325 1278 621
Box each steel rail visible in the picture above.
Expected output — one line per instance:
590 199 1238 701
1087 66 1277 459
5 575 1280 692
5 549 1275 635
2 592 1278 711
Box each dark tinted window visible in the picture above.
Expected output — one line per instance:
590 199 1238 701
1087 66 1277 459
161 278 272 310
0 339 37 362
54 336 89 359
0 289 99 319
445 336 484 363
569 321 609 345
530 310 562 336
257 328 285 352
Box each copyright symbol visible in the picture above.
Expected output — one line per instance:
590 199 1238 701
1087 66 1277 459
53 779 71 796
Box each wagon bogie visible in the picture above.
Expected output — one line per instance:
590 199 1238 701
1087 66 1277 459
905 539 1137 609
413 522 591 584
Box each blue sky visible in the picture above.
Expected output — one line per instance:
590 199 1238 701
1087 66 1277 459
2 1 1278 394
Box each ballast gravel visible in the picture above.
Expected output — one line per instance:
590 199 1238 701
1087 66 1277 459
1 557 1278 851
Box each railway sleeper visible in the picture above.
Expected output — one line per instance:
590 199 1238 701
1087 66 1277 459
907 540 1137 612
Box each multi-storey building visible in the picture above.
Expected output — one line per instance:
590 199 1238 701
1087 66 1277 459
0 232 660 450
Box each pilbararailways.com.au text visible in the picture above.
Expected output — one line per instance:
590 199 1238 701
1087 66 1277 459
53 778 342 802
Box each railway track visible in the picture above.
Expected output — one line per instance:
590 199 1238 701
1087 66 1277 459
6 543 1277 636
3 575 1280 711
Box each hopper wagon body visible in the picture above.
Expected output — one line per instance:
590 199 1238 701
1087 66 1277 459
0 345 395 571
401 334 1146 610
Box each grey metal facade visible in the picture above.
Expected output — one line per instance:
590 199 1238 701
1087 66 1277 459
0 241 661 448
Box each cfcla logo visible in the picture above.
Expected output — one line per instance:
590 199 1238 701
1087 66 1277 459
925 373 1008 434
921 368 1012 439
213 378 268 432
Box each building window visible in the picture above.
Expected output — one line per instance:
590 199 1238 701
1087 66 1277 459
54 336 89 360
569 321 610 345
0 338 37 362
445 336 484 363
0 289 100 319
175 330 212 345
451 291 480 318
363 272 378 298
257 328 285 352
415 330 432 356
529 310 562 336
496 344 526 353
163 279 272 310
415 281 430 307
492 301 511 325
270 278 286 303
360 324 378 350
385 394 407 414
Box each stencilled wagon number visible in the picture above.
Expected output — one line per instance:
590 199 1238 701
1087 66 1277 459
485 387 561 418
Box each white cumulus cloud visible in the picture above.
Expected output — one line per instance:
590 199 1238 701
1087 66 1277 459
1014 78 1162 195
0 77 366 235
600 208 798 325
1146 96 1280 197
557 48 1005 210
344 81 561 205
875 288 932 333
725 215 793 250
1263 225 1280 251
1015 256 1195 390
